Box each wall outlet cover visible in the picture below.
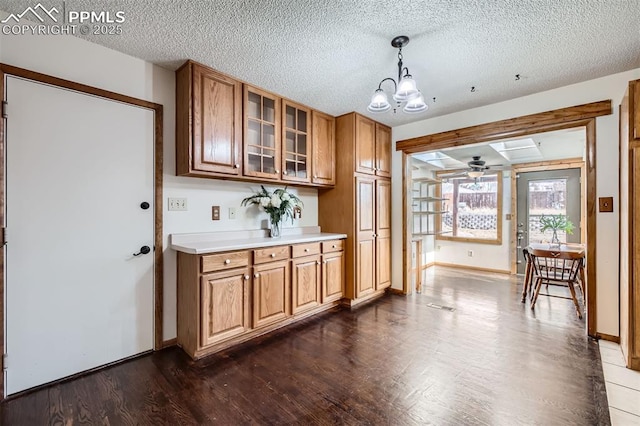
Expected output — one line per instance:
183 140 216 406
212 206 220 220
598 197 613 213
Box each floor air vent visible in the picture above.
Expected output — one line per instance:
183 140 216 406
426 303 456 312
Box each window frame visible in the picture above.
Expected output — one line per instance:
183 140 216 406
435 170 503 245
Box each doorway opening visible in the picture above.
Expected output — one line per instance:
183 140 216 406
397 101 611 337
408 128 586 294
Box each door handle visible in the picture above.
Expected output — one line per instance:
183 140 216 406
133 245 151 256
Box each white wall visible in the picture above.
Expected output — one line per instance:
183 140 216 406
0 23 319 341
392 68 640 337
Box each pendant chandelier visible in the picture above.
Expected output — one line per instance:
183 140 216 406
367 35 428 114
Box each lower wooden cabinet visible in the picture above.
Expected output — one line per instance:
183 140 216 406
253 260 290 328
176 237 345 359
322 251 344 303
291 255 321 314
200 268 250 346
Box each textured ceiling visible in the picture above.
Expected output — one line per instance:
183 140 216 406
2 0 639 127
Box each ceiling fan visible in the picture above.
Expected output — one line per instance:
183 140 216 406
440 156 503 179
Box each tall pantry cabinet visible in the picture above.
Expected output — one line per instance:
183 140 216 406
318 113 392 306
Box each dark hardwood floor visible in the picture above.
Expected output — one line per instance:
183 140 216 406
1 267 610 425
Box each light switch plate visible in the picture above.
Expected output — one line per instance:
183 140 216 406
168 197 187 211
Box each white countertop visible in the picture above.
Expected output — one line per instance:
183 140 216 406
170 227 347 254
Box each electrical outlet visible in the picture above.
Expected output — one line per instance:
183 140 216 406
212 206 220 220
229 207 237 219
436 245 441 251
467 250 473 257
168 197 187 211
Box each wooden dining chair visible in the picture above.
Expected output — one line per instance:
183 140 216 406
529 247 584 319
521 248 538 302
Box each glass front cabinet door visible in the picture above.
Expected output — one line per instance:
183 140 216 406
282 100 311 183
244 85 281 179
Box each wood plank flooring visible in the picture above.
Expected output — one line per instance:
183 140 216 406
0 267 610 425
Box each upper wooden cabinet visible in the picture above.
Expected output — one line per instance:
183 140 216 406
355 115 376 175
244 85 281 180
282 100 311 183
312 111 336 185
354 115 391 177
375 123 392 177
176 61 243 177
175 60 335 188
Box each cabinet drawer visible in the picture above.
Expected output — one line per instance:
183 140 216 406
291 242 321 258
322 239 343 253
254 245 290 264
201 251 249 273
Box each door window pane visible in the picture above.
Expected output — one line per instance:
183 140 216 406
528 179 568 243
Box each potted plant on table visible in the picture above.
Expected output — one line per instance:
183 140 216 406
241 186 303 238
539 214 575 245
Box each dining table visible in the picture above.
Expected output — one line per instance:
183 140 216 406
521 242 586 303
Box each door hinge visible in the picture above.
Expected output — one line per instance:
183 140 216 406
1 227 6 246
2 354 6 370
2 101 7 119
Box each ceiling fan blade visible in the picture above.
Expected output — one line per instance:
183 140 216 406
438 171 468 178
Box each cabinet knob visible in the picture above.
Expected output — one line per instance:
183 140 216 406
244 275 250 280
275 169 280 174
224 259 231 264
372 234 377 238
304 248 309 252
234 164 239 169
332 245 336 249
323 260 327 264
254 273 260 278
317 261 321 265
270 253 276 258
314 175 318 179
283 171 288 175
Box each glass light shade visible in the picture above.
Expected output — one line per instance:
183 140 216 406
403 93 428 113
367 89 391 113
393 75 419 101
467 170 484 178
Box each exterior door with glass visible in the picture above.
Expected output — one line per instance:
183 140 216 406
516 168 581 274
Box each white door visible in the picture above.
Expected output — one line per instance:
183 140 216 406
5 77 155 395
